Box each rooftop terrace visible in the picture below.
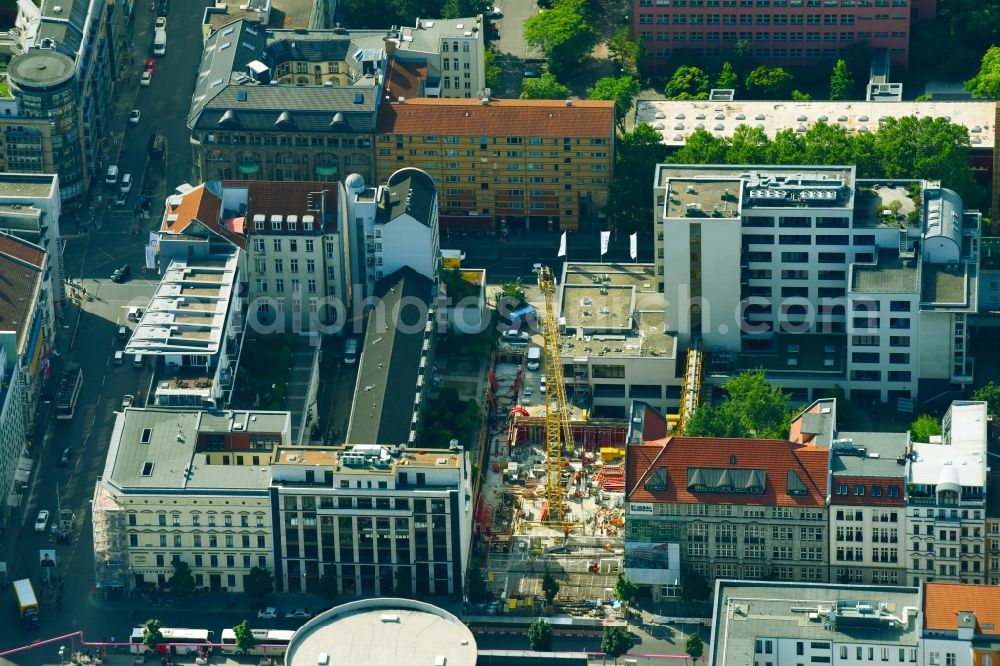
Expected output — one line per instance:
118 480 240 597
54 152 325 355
851 250 918 294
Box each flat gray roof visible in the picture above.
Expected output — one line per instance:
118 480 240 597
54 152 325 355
711 581 920 666
851 250 918 294
286 599 477 666
104 408 278 493
830 432 909 478
0 173 58 200
921 264 968 306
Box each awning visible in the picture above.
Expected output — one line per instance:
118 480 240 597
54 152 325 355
315 165 338 177
238 163 260 175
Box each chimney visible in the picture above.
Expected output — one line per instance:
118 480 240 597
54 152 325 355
481 96 489 105
566 99 573 107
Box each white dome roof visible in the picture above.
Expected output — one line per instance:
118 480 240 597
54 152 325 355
345 173 365 190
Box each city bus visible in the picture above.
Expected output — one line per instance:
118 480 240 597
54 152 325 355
220 628 294 656
129 627 213 655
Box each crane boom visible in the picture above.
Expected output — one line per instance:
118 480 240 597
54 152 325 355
539 267 574 523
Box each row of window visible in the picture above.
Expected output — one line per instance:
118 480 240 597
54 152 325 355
146 552 268 570
640 29 902 41
128 513 265 528
834 483 901 498
385 136 609 146
130 532 267 549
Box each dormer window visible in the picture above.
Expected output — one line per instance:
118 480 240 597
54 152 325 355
644 467 667 492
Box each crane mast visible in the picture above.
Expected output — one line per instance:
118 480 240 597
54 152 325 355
538 266 574 523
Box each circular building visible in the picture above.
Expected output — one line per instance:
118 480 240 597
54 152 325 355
285 598 476 666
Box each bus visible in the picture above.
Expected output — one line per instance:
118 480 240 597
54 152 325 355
12 579 39 628
55 365 83 420
130 627 213 655
220 628 294 656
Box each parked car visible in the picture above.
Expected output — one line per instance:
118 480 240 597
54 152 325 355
117 325 129 340
502 330 529 345
144 58 156 74
120 174 133 193
34 510 50 532
111 264 131 283
257 607 278 619
115 191 128 206
105 165 119 185
128 109 141 125
122 394 135 409
59 447 72 466
140 70 152 87
285 609 311 619
155 15 166 29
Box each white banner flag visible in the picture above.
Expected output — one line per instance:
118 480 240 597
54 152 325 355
557 231 567 257
145 245 156 270
630 232 638 260
149 232 159 248
600 231 610 256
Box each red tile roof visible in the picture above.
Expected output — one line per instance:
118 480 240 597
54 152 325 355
160 184 245 249
0 232 46 269
830 475 905 506
376 98 616 138
924 583 1000 635
626 436 829 507
384 59 427 101
223 180 338 232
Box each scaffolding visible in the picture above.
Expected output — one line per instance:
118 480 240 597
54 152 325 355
91 482 129 598
678 339 704 431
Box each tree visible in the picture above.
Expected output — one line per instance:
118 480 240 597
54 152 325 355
168 558 196 598
610 123 667 233
801 121 855 166
496 279 527 310
456 400 481 434
142 619 164 652
442 0 491 19
587 75 640 133
965 46 1000 99
681 567 711 601
520 72 571 99
601 625 632 664
466 562 489 603
829 59 854 100
233 620 256 654
527 618 554 651
613 574 639 617
725 125 770 164
715 61 738 90
744 65 793 99
684 370 790 439
663 65 709 100
972 381 1000 419
791 89 812 100
607 28 641 74
670 128 727 164
244 566 274 606
686 634 705 662
483 46 501 90
524 0 597 77
541 571 560 605
911 414 942 442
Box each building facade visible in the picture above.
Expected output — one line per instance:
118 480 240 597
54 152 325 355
634 0 935 71
270 444 473 597
375 98 615 233
624 431 830 600
922 582 1000 666
654 164 981 403
93 408 291 594
906 401 987 587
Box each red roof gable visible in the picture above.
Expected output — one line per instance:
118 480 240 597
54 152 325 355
924 583 1000 635
626 436 829 507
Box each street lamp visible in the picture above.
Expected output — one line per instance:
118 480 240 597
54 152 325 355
58 646 65 665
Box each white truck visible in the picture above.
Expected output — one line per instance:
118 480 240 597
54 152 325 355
153 30 166 56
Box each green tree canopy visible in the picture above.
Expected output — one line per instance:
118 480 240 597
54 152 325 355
613 574 638 615
483 47 500 90
244 567 274 606
972 382 1000 419
601 625 632 664
911 414 942 442
670 129 728 164
520 73 571 100
524 0 597 77
791 89 812 100
542 571 560 604
965 46 1000 99
686 634 705 661
441 0 491 19
587 75 640 133
607 28 641 74
663 65 709 100
744 65 793 99
829 59 854 100
233 620 256 654
142 619 164 652
527 618 554 651
684 370 791 439
168 558 196 597
496 279 527 309
726 125 770 164
801 121 855 166
610 123 667 233
715 61 738 90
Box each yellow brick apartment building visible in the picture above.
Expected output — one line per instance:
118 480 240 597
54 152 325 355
375 98 615 232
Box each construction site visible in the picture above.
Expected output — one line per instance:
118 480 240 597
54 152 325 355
472 265 707 622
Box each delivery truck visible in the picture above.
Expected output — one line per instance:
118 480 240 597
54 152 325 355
13 578 39 628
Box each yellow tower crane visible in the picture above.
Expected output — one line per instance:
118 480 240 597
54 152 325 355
538 266 574 524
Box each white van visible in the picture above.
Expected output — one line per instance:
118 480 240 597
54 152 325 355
132 354 144 369
526 346 541 371
113 350 125 365
105 165 119 185
153 30 166 56
127 307 142 322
